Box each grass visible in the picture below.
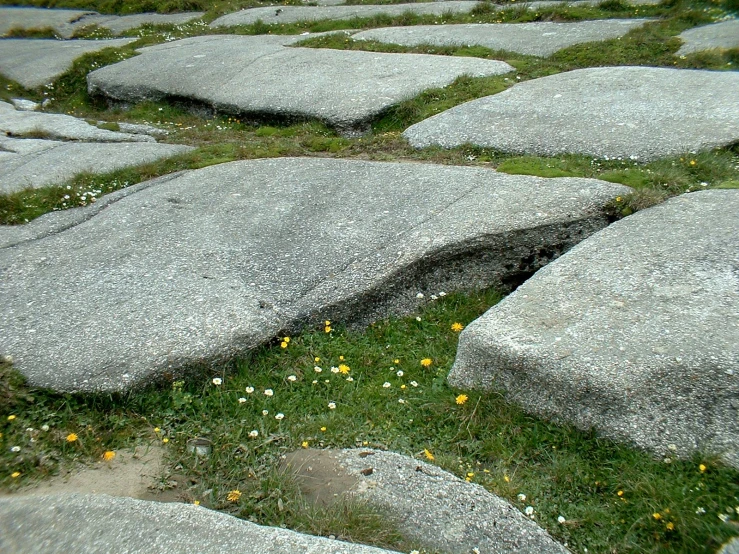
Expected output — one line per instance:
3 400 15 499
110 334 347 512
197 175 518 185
1 289 738 553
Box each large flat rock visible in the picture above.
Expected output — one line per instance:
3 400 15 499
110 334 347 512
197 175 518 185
0 38 136 89
0 158 627 392
287 449 568 554
0 7 96 38
0 493 399 554
676 20 739 56
0 136 192 193
403 66 739 160
210 1 481 27
449 190 739 468
0 100 153 143
353 19 651 57
73 12 205 35
87 35 513 134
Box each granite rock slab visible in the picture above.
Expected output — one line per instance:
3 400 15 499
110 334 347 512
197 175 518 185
0 38 136 89
210 1 480 27
0 157 627 392
449 190 739 468
0 493 399 554
87 35 513 133
0 101 154 143
353 19 651 57
0 7 96 38
676 20 739 56
0 136 192 193
404 66 739 160
287 448 569 554
73 12 205 35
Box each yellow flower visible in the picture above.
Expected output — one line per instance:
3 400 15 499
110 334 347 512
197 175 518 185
325 320 330 326
467 472 474 478
699 464 707 472
325 326 332 333
320 426 326 432
103 451 116 461
154 427 161 433
162 437 169 444
338 364 350 374
227 490 242 502
615 196 622 202
451 322 464 332
690 160 696 166
339 356 344 361
301 441 309 448
66 433 78 442
394 359 399 364
11 472 21 478
504 475 510 483
455 394 468 405
284 337 290 343
7 415 16 421
314 357 321 363
666 522 675 531
423 448 435 460
280 341 288 348
653 512 662 520
193 500 200 506
420 358 432 367
617 490 624 496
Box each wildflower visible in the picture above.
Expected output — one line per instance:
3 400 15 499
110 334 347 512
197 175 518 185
617 490 623 496
275 413 285 420
339 364 350 374
262 410 269 416
451 322 464 332
398 399 405 404
103 451 116 461
699 463 707 472
415 316 422 322
557 516 566 524
518 493 526 501
238 397 247 404
287 375 297 382
325 325 332 333
653 512 662 520
339 356 344 361
264 389 274 396
11 472 21 478
690 160 696 166
7 415 16 421
320 427 327 432
525 506 534 516
400 384 406 389
424 448 434 460
615 196 622 202
456 394 469 405
245 386 254 394
410 381 418 387
212 377 222 385
11 446 21 452
41 425 49 432
416 292 424 298
420 358 432 367
280 341 288 348
396 370 404 377
346 376 354 382
383 382 391 388
227 490 242 502
504 475 510 483
283 337 290 343
315 357 320 362
249 430 259 438
314 366 323 373
666 522 675 531
328 402 336 410
438 292 446 297
331 366 340 373
193 500 200 506
312 380 318 384
467 472 474 478
66 433 78 442
719 513 729 522
162 438 169 444
696 507 706 514
302 441 309 448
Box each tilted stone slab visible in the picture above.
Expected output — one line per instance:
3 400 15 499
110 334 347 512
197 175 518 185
0 7 96 38
449 190 739 468
87 35 513 134
0 493 399 554
353 19 651 57
403 66 739 160
210 1 480 27
287 449 568 553
73 12 205 35
0 158 627 392
0 136 193 193
676 20 739 56
0 101 154 143
0 38 136 89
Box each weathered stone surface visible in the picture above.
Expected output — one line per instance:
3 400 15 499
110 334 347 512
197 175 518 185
0 101 154 142
0 38 136 89
0 7 95 38
0 157 627 392
74 12 205 35
449 190 739 468
287 449 569 554
676 20 739 56
0 493 399 554
404 66 739 160
210 1 480 27
0 136 192 193
87 35 513 133
10 98 40 111
719 537 739 554
354 19 650 56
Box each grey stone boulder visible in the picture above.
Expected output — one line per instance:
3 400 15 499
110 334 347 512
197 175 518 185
449 190 739 468
0 136 193 193
676 20 739 56
0 157 628 392
404 66 739 160
286 448 569 554
0 38 136 89
0 7 96 38
0 101 154 142
73 12 205 35
719 537 739 554
87 35 513 134
0 493 399 554
353 19 651 57
210 1 480 27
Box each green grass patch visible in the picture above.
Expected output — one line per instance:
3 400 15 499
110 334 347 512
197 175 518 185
2 289 738 553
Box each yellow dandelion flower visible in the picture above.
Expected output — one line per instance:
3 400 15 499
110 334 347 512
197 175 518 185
280 341 288 348
666 522 675 531
699 464 707 472
103 451 116 461
11 472 21 478
338 364 350 374
301 441 309 448
66 433 78 442
455 394 469 405
653 512 662 520
7 415 16 421
424 448 435 461
420 358 432 367
451 322 464 332
227 490 242 502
